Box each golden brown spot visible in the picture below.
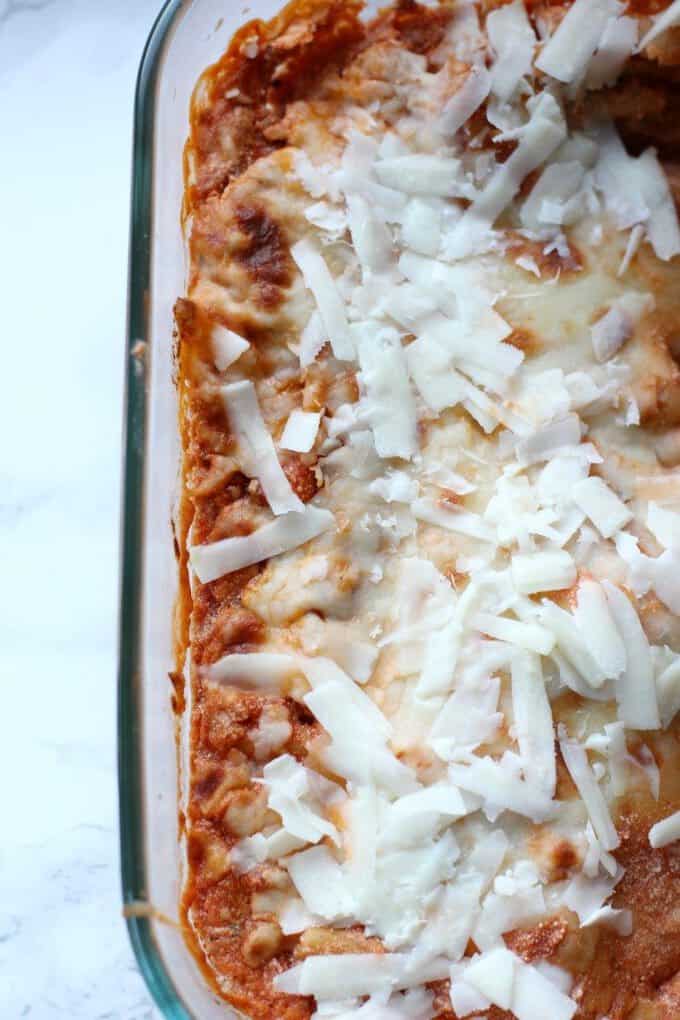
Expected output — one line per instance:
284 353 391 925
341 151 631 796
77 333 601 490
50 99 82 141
637 370 680 428
242 921 283 966
207 758 253 806
192 762 226 804
295 926 383 958
506 328 541 355
234 204 293 308
368 0 453 57
529 826 581 882
174 297 207 355
553 840 579 875
439 489 463 507
207 497 258 544
223 786 269 837
200 685 264 753
186 824 233 881
214 605 266 655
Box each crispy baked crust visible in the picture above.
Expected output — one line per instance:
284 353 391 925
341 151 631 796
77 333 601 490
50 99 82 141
176 2 680 1017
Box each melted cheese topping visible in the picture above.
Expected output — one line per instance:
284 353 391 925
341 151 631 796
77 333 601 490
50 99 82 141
180 2 680 1018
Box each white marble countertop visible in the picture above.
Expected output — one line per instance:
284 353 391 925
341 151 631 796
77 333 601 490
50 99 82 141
1 1 162 1016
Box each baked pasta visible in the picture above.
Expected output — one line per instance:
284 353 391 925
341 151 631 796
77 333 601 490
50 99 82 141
176 1 680 1017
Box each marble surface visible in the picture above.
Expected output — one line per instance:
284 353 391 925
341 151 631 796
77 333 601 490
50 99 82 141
0 1 163 1016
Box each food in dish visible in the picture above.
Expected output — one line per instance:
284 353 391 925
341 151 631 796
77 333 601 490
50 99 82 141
176 1 680 1016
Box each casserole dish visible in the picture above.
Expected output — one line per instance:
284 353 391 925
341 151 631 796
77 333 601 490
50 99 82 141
121 1 680 1018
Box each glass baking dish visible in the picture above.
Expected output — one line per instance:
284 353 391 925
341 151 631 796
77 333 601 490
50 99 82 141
119 1 287 1016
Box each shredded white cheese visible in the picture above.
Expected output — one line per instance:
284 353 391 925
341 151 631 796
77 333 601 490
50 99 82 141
211 324 250 370
511 550 576 594
603 582 660 729
586 16 638 90
574 579 626 680
572 476 632 538
447 92 567 256
355 322 418 460
280 409 322 453
559 730 620 852
262 754 342 845
649 809 680 849
636 148 680 261
590 304 633 362
292 238 354 360
455 948 577 1020
374 155 462 198
286 845 354 919
189 506 335 583
487 0 536 102
440 65 492 136
221 381 304 515
535 0 622 84
511 652 556 795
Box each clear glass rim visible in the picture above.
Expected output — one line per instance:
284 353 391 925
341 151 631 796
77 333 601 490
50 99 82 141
118 1 189 1016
